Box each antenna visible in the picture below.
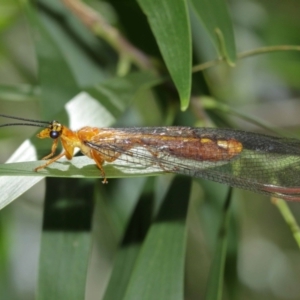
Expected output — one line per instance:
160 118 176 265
0 114 50 128
0 123 47 128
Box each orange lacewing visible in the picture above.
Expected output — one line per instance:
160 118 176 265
1 114 300 201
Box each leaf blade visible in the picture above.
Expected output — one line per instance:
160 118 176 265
137 0 192 109
190 0 236 64
123 176 191 300
37 178 94 300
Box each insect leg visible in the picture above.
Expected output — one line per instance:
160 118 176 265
90 150 108 184
42 139 59 160
34 151 66 172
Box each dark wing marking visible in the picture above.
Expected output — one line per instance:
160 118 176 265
85 127 300 200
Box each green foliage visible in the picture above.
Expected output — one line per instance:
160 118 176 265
1 0 300 300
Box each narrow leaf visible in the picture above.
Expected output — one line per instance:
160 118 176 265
0 156 164 178
103 180 154 300
124 176 191 300
0 84 40 102
137 0 192 110
24 1 79 118
205 189 232 300
37 178 94 300
190 0 236 64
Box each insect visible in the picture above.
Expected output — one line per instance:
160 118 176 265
1 114 300 201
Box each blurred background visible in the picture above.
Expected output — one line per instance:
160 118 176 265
1 0 300 299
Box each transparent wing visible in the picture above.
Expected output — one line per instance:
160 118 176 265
85 127 300 201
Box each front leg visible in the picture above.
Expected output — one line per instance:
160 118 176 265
34 151 66 172
42 139 59 160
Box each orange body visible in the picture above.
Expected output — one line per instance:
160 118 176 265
35 122 243 183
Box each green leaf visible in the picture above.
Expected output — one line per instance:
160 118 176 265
37 1 109 88
272 198 300 249
205 189 232 300
38 232 91 299
190 0 236 64
103 179 154 300
24 1 79 118
0 0 20 30
0 84 40 101
37 178 94 300
0 156 165 178
123 176 191 300
137 0 192 110
85 71 162 118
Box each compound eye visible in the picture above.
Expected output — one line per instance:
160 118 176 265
50 131 60 139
